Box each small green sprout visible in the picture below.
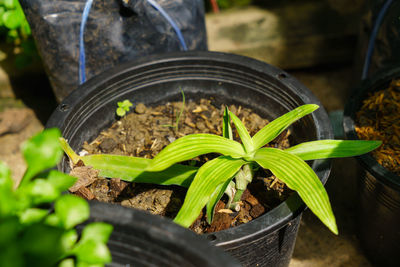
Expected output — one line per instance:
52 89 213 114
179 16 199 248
116 100 133 117
162 89 186 132
0 128 113 266
61 105 382 235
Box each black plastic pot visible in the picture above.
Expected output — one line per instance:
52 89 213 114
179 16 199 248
46 51 333 267
87 201 240 266
343 67 400 267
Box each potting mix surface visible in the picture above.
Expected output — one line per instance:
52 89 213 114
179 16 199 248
356 79 400 177
69 98 293 234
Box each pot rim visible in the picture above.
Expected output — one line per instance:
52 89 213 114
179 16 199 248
343 66 400 191
88 201 241 266
47 50 333 244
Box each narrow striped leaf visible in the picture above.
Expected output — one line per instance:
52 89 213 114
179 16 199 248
254 148 337 234
222 107 233 140
252 104 319 150
285 140 382 160
81 154 197 187
174 156 245 228
148 134 245 172
60 138 197 187
206 177 234 224
229 111 253 153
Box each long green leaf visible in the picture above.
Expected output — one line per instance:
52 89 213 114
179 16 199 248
148 134 245 172
254 148 337 234
206 177 234 224
174 156 245 228
285 140 382 160
229 111 253 153
60 138 197 187
81 154 197 187
222 107 233 140
20 128 64 187
252 104 319 150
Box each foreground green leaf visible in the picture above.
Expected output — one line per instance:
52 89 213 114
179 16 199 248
174 156 245 227
148 134 246 171
254 147 337 234
20 128 64 186
55 195 90 229
285 140 382 160
252 104 319 150
80 222 113 244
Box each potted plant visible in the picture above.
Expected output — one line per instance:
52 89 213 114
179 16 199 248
343 66 400 267
47 51 380 266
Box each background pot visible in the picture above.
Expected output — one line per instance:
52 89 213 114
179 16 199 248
87 201 240 266
343 66 400 267
47 51 333 267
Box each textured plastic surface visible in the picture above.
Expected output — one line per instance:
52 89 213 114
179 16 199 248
47 51 333 267
20 0 207 102
343 67 400 267
87 201 241 267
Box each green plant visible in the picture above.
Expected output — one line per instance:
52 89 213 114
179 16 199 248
0 0 38 69
61 105 381 234
162 89 186 132
0 0 30 42
116 99 133 117
0 128 112 267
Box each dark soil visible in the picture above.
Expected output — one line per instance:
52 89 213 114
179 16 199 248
69 98 293 233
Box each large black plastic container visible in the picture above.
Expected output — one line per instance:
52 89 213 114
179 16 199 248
343 67 400 267
47 51 333 267
88 201 240 266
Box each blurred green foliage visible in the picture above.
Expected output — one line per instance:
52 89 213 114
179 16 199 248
0 128 113 267
0 0 38 69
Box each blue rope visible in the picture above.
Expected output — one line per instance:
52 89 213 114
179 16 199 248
79 0 187 84
145 0 188 51
79 0 94 84
362 0 393 80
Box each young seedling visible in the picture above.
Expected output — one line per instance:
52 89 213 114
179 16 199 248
0 128 113 266
162 89 185 132
61 105 381 235
116 99 133 117
145 104 381 234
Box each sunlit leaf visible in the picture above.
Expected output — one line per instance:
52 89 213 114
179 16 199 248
229 111 253 153
285 140 382 160
149 134 245 171
174 156 245 228
55 195 89 229
61 229 78 251
254 147 337 234
45 170 78 192
20 128 63 186
252 104 319 150
81 154 197 187
19 208 48 225
80 222 113 244
74 240 112 264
